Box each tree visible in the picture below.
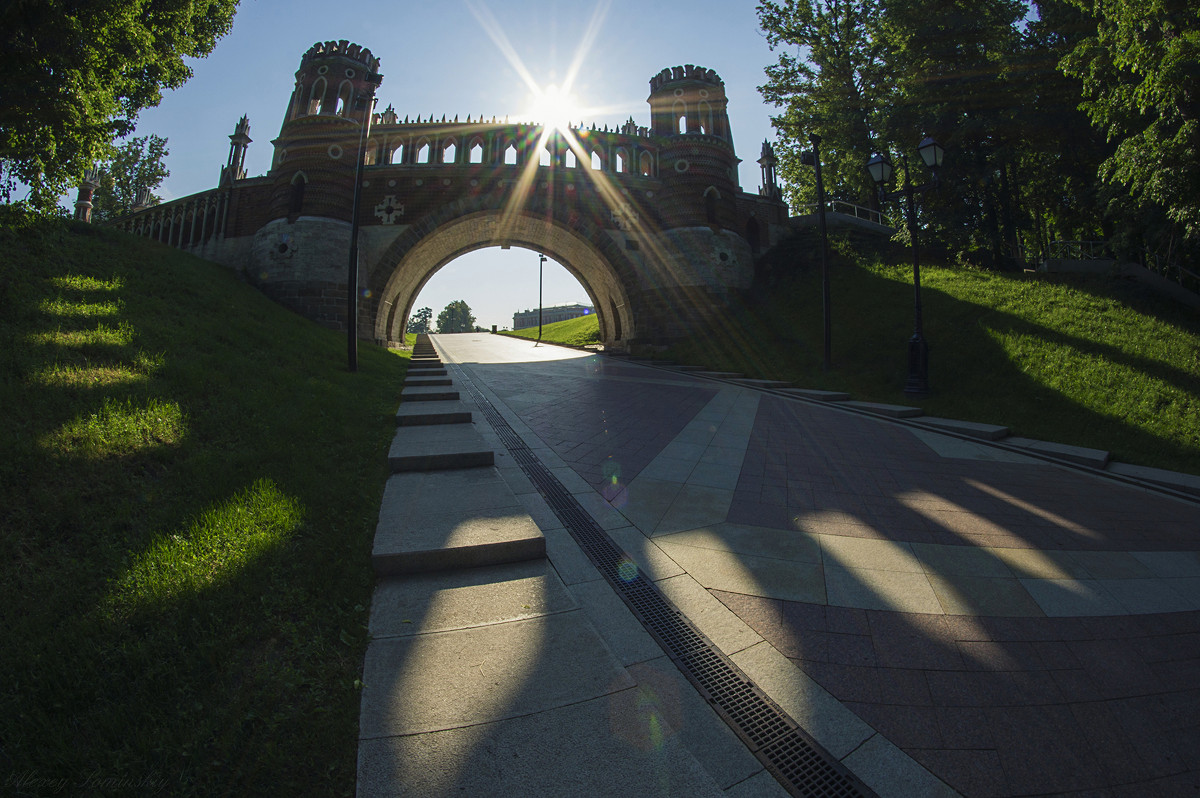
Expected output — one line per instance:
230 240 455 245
90 135 169 222
436 301 475 333
0 0 239 212
407 307 433 335
758 0 892 210
1060 0 1200 238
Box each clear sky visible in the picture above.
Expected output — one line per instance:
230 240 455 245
133 0 785 330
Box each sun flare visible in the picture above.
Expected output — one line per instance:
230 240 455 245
528 83 582 132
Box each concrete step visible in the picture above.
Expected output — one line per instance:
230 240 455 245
1006 437 1110 468
731 378 793 389
372 467 545 575
397 399 473 426
1106 462 1200 497
404 376 453 387
842 400 924 419
918 416 1010 441
401 386 460 402
779 388 851 402
405 367 448 377
409 359 443 369
389 424 494 471
691 371 744 379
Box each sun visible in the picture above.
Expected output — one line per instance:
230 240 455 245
528 83 582 133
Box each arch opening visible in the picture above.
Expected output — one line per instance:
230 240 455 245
371 210 635 348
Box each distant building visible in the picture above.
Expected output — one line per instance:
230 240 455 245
513 303 593 330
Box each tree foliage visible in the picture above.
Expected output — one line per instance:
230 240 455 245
1060 0 1200 238
91 134 169 222
407 307 433 335
0 0 239 212
759 0 1200 271
436 301 476 334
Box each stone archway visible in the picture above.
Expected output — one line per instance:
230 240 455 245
370 210 636 347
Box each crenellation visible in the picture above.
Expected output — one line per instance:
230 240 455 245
107 42 788 348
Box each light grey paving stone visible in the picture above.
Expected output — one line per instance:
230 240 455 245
730 641 874 760
396 398 472 426
575 489 635 530
403 375 452 387
779 388 851 401
544 527 602 586
1006 436 1110 468
1106 461 1200 496
825 564 942 614
496 464 538 496
821 535 925 573
660 440 708 461
373 471 543 575
620 477 685 532
841 400 923 419
927 573 1044 617
607 525 685 581
399 385 459 402
841 733 961 798
907 428 1041 464
1132 550 1200 578
657 539 827 604
910 542 1015 578
550 465 594 495
1018 577 1126 616
639 456 697 483
568 579 664 666
388 424 494 471
655 485 734 535
1099 578 1196 614
917 416 1010 441
359 610 634 738
1169 577 1200 609
723 769 792 798
627 657 767 791
990 547 1091 580
655 574 763 655
515 490 562 531
658 523 822 564
1069 550 1156 579
357 691 725 798
368 561 577 638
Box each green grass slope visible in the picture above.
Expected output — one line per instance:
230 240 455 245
1 213 409 795
660 244 1200 476
501 312 600 347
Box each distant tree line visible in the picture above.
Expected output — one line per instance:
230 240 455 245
758 0 1199 270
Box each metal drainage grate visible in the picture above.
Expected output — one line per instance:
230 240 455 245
456 370 873 798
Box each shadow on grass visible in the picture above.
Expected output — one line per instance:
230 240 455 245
1 216 409 795
659 257 1200 476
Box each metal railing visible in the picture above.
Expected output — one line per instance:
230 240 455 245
797 199 888 227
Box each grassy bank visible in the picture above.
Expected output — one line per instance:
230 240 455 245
1 213 408 795
657 243 1200 476
500 313 601 347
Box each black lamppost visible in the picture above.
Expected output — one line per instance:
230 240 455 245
347 71 383 372
802 133 832 371
536 252 546 345
867 136 944 396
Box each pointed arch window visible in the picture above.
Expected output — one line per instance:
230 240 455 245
416 140 431 164
469 138 484 164
389 143 404 165
590 150 602 170
504 142 518 165
672 100 687 134
308 78 327 115
540 143 552 167
565 149 577 169
698 101 713 135
289 172 308 215
336 81 354 116
442 139 457 164
615 148 628 173
639 151 653 176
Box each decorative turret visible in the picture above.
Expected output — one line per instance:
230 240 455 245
73 167 101 223
221 115 252 186
285 40 382 125
758 140 780 200
645 65 740 229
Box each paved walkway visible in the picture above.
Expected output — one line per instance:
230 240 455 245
360 333 1200 797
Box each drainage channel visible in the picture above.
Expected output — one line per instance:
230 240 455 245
455 368 873 798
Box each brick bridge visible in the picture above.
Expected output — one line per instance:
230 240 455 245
111 40 805 348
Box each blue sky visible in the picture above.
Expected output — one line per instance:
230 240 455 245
133 0 784 329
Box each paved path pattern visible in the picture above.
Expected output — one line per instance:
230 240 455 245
424 333 1199 797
